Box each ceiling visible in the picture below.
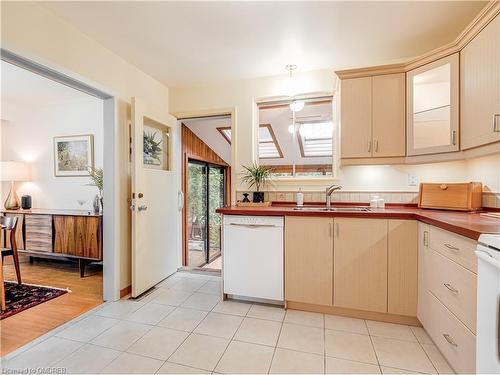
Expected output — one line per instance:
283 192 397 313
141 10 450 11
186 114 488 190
40 1 486 87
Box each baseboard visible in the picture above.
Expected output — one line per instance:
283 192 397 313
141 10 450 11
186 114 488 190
286 301 422 327
120 285 131 298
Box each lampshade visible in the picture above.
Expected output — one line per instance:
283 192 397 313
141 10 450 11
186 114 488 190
0 161 31 181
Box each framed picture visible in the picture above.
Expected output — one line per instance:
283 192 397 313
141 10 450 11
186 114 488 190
143 123 169 170
54 135 94 176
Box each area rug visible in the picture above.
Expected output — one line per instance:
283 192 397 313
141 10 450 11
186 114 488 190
1 282 69 320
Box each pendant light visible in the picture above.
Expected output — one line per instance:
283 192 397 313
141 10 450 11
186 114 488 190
285 64 304 113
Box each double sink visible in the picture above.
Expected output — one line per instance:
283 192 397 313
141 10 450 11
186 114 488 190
293 206 371 212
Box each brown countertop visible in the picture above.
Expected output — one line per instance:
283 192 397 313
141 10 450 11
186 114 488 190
1 208 102 217
216 204 500 240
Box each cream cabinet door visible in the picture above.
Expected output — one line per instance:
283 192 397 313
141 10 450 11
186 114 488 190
407 53 460 156
461 15 500 149
340 77 372 158
334 218 388 312
417 222 430 326
372 74 406 157
285 216 333 306
387 220 418 317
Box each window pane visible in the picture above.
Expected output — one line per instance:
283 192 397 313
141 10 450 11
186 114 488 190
258 98 334 177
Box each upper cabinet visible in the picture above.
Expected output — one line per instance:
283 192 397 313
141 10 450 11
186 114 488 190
406 53 460 156
461 15 500 150
340 73 405 159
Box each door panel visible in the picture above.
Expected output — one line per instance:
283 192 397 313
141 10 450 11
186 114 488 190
340 77 372 158
187 162 208 267
372 73 406 157
285 216 333 306
334 218 388 312
131 97 179 297
208 166 224 263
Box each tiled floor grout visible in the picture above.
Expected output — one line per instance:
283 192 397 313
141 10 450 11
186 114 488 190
4 271 449 375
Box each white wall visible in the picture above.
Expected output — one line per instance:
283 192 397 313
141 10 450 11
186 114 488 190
2 1 171 292
1 96 104 210
170 70 500 195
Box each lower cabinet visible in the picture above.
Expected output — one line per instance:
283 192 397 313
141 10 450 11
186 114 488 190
334 218 388 313
417 222 477 374
54 215 101 259
285 216 333 306
387 220 418 316
285 217 419 317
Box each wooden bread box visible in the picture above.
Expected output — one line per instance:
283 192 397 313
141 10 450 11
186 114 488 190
418 182 482 211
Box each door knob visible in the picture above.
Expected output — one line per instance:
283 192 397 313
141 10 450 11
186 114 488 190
138 192 144 198
138 205 148 212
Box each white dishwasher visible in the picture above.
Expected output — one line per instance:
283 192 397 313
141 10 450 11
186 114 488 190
223 215 284 302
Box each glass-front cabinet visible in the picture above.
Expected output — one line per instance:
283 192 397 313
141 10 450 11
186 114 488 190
406 53 459 156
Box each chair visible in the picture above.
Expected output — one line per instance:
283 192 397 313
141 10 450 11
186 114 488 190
1 216 21 284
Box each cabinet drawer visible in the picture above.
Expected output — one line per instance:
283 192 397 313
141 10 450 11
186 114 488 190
25 214 53 252
429 226 477 273
427 249 477 333
425 291 476 374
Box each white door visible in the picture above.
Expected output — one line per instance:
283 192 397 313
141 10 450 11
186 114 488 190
131 97 180 297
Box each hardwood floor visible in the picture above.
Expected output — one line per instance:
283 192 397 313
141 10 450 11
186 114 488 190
1 255 102 356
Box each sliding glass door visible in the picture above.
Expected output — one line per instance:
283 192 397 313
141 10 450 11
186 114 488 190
187 160 225 268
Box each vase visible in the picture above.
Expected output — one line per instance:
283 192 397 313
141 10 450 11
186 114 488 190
252 192 265 203
93 194 100 214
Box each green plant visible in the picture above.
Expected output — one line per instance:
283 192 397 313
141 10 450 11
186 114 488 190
143 131 162 164
240 163 273 192
87 166 103 197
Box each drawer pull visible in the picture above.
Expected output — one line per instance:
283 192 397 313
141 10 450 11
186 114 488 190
440 184 448 190
444 283 459 294
443 333 458 347
444 243 460 253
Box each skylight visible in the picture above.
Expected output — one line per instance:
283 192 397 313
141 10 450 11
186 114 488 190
218 124 282 159
298 121 333 157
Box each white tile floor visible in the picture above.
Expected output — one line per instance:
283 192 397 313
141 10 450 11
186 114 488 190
1 271 455 374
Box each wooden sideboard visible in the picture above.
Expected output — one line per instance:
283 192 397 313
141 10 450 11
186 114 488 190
0 209 102 277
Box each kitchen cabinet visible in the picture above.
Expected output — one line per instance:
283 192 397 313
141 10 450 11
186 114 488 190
340 74 405 159
285 216 333 306
340 77 372 158
334 218 388 313
461 14 500 150
417 223 477 374
387 220 418 316
372 74 406 157
417 222 430 326
406 53 460 156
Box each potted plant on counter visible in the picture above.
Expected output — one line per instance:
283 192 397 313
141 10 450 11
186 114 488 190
241 163 273 203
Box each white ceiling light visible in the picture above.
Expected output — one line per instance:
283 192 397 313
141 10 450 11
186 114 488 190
290 100 305 112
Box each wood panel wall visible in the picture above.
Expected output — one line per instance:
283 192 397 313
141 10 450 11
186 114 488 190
181 124 228 165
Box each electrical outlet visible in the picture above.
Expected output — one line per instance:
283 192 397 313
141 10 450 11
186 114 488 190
408 173 418 186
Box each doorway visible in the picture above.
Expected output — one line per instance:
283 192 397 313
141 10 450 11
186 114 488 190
187 161 226 269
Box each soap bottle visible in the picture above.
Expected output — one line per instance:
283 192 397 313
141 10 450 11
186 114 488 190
296 188 304 207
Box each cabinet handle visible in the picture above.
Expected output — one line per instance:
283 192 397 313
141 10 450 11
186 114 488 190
444 243 460 253
451 130 457 145
335 223 340 238
443 333 458 347
444 283 459 294
423 231 429 247
374 140 379 152
494 114 500 132
367 141 372 153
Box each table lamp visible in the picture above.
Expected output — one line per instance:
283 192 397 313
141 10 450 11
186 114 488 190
0 161 31 210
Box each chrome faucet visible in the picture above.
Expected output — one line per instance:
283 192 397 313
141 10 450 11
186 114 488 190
326 184 342 208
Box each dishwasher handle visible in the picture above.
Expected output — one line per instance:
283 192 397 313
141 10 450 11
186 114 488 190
228 223 279 228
